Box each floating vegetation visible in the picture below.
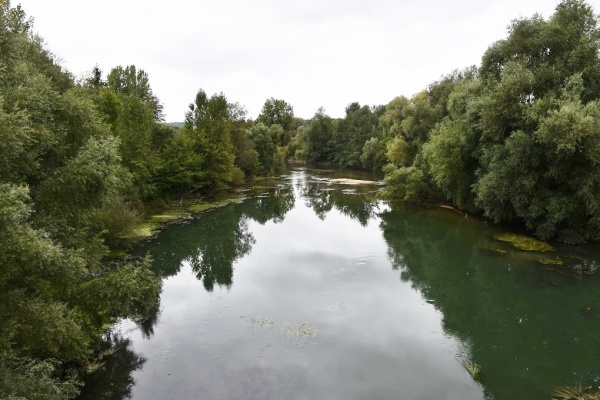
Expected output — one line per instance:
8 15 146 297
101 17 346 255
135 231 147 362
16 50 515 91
128 221 158 239
573 260 599 276
486 247 508 255
463 362 482 382
282 322 318 338
187 197 245 213
552 382 600 399
493 233 555 252
150 211 191 222
537 257 564 266
120 195 247 241
243 316 273 328
122 209 189 240
241 317 319 342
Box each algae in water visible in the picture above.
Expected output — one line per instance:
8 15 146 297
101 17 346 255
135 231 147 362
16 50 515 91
493 233 555 252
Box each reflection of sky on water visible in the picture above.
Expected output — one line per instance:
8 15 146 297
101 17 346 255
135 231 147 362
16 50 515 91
116 171 484 400
84 169 600 399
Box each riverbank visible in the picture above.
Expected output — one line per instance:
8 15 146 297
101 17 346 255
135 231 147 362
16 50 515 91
111 192 248 252
111 175 290 249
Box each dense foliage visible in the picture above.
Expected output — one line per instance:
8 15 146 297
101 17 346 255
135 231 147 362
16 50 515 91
2 0 600 396
382 0 600 243
296 0 600 243
0 2 167 398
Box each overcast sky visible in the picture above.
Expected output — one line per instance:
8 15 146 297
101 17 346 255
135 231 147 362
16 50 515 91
15 0 600 122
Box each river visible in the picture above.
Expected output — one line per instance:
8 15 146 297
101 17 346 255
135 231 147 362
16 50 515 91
79 168 600 400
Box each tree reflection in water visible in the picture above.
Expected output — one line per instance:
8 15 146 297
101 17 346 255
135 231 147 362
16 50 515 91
188 210 255 291
77 334 145 400
300 177 380 226
240 184 295 225
89 170 600 400
379 204 600 400
138 184 295 292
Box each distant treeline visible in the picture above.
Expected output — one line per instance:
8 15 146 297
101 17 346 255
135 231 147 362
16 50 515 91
1 0 599 398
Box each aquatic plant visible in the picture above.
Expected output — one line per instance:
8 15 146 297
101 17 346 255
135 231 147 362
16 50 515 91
187 197 245 213
282 322 318 338
537 257 564 266
552 382 600 399
486 247 508 255
243 316 273 328
463 362 482 382
573 260 599 276
493 233 555 252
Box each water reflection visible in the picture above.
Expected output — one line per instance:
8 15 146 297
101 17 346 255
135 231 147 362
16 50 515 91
380 204 600 399
239 184 295 224
83 169 600 400
188 211 254 291
144 185 296 292
145 174 380 294
138 304 159 339
301 176 381 226
77 335 145 400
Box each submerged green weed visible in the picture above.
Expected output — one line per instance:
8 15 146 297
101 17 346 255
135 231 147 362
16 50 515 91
243 316 273 328
463 362 482 382
282 322 318 338
552 382 600 399
537 257 564 266
241 317 319 341
188 197 245 213
493 233 555 252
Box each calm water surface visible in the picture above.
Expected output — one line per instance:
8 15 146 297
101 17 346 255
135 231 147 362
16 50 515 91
80 169 600 400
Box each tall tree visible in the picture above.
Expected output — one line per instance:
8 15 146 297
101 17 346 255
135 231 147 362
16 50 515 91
185 89 236 189
304 107 334 163
332 103 383 168
107 65 164 121
228 102 258 176
257 97 294 140
247 122 276 175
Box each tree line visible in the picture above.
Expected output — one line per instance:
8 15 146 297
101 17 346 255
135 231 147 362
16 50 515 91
1 0 599 397
294 0 600 244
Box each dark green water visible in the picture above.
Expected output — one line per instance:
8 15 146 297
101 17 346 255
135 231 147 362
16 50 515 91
80 169 600 400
